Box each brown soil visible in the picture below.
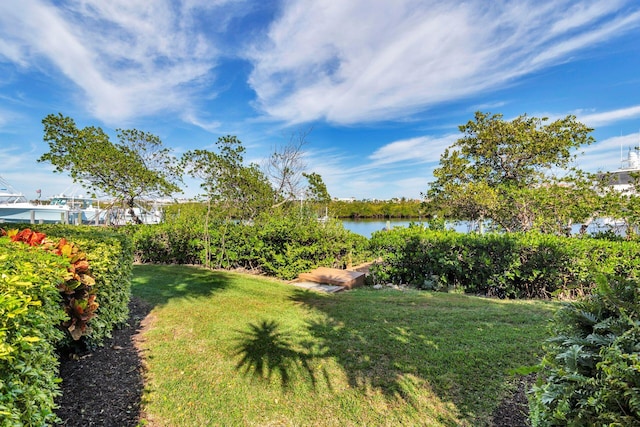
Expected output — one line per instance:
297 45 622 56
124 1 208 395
490 374 536 427
54 297 532 426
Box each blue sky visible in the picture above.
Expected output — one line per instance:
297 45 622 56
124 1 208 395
2 0 640 201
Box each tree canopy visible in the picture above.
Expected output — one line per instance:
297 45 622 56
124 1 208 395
181 135 275 221
39 113 182 219
425 112 596 233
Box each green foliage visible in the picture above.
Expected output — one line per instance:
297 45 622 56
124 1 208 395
0 238 68 426
302 172 330 204
6 228 98 341
129 209 370 280
530 277 640 425
369 227 640 298
329 198 424 219
39 113 182 220
15 225 133 348
426 112 597 232
250 210 369 279
181 136 275 221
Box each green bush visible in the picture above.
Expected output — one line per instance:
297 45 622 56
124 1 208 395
529 276 640 425
368 227 640 298
127 223 202 264
127 210 371 280
14 225 134 348
252 213 369 279
0 238 68 426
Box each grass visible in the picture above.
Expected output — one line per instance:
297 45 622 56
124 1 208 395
132 264 558 426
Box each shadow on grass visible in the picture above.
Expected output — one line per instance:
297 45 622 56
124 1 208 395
131 264 231 307
233 319 330 390
288 288 555 425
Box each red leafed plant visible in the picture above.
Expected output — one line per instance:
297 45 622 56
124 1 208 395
2 228 98 340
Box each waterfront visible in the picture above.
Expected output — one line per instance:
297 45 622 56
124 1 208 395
340 218 615 238
340 219 470 237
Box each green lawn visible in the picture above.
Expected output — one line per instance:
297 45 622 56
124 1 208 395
132 264 557 426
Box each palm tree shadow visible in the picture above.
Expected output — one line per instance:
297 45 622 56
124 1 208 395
233 319 329 390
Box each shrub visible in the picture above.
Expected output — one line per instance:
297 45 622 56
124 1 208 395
0 238 68 426
6 228 98 341
128 209 371 280
368 227 640 298
529 276 640 425
13 225 133 348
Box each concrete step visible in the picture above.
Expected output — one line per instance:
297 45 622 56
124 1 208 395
298 267 365 290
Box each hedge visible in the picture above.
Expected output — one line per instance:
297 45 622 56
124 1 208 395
369 226 640 298
12 225 134 349
127 212 371 280
0 238 69 426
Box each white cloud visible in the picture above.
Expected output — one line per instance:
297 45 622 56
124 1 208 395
578 105 640 128
0 0 245 124
181 112 222 133
369 135 457 166
247 0 640 125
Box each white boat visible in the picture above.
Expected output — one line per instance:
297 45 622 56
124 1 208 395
106 204 163 225
49 193 106 224
0 177 77 224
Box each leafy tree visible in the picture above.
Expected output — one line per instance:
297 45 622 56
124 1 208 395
302 172 330 204
39 113 181 223
181 135 274 267
425 112 596 232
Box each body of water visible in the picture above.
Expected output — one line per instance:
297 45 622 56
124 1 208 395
340 219 469 238
340 218 616 238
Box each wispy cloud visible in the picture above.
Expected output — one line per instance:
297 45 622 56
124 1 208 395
181 111 222 133
0 0 247 124
369 135 457 166
247 0 640 125
578 105 640 128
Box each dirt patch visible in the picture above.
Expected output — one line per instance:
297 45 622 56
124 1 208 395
490 374 536 426
55 298 152 427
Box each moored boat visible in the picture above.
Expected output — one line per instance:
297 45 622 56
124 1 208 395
0 176 77 224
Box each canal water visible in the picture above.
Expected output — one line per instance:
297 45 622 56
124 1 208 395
340 219 470 238
340 218 614 238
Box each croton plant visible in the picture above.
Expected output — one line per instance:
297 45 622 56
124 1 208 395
2 228 98 340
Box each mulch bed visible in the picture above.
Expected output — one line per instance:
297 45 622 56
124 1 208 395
54 298 152 427
54 297 533 426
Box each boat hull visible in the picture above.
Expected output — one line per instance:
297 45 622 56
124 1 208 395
0 204 76 224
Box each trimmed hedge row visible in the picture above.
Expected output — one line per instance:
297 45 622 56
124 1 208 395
0 225 133 426
369 226 640 298
0 238 69 426
127 213 370 280
17 225 134 348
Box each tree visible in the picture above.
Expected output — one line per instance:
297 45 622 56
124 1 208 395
263 129 310 206
302 172 331 204
39 113 182 223
182 136 274 221
425 112 596 232
181 135 274 267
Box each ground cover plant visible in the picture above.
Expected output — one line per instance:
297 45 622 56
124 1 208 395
132 264 557 426
529 276 640 425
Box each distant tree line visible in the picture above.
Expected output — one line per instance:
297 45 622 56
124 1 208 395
327 198 424 219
